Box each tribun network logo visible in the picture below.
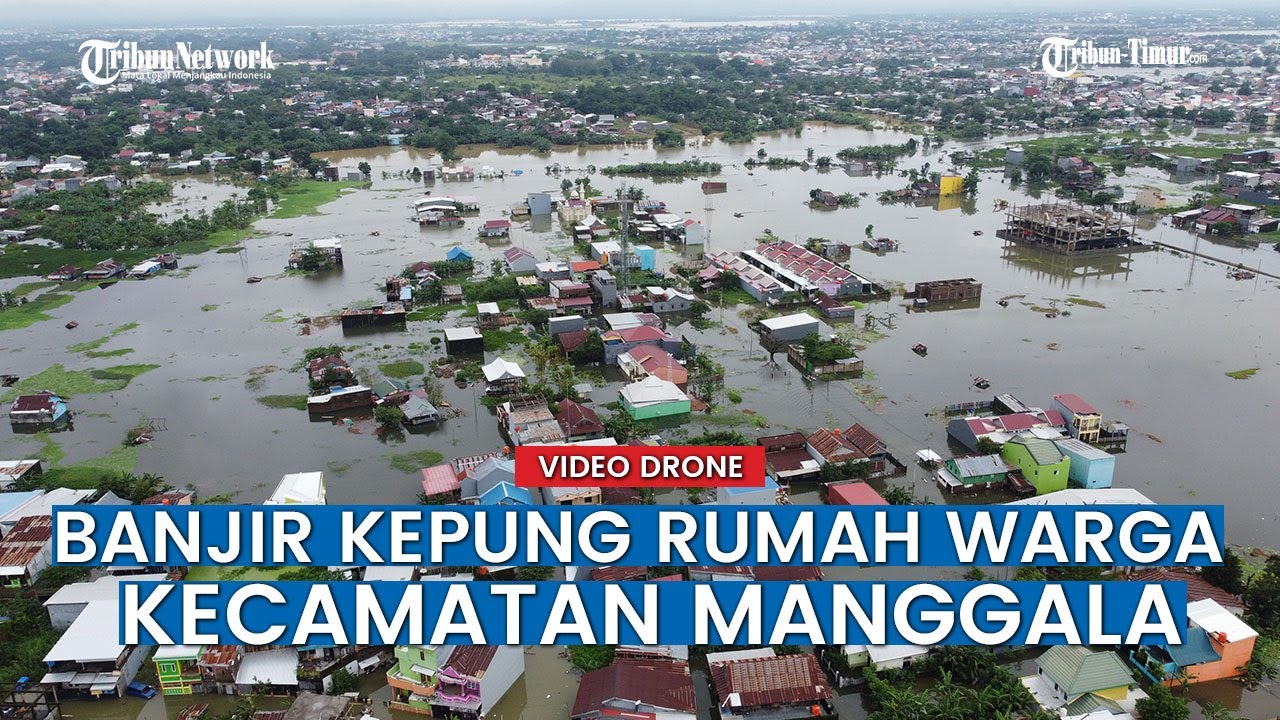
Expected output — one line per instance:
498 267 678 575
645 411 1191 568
78 39 276 85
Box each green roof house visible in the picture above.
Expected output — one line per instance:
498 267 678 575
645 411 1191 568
1001 435 1069 495
1025 645 1137 712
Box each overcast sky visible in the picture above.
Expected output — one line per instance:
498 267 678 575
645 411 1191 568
6 0 1272 27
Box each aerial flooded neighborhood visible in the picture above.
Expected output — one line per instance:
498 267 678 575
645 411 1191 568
0 2 1278 720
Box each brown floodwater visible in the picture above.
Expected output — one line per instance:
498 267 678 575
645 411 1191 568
3 125 1278 718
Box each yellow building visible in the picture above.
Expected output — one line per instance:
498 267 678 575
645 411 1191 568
939 175 965 196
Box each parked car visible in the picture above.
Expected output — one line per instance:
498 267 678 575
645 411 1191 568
126 682 157 699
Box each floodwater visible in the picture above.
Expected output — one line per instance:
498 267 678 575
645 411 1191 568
3 125 1279 718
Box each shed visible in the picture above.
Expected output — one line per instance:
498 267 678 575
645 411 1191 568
548 315 586 338
827 481 888 506
444 327 484 355
759 314 819 345
618 376 690 421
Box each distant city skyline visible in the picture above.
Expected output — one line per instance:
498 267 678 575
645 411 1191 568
7 0 1279 28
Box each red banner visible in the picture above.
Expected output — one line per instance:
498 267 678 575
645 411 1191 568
513 445 767 488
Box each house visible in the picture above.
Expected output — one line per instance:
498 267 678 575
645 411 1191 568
806 428 867 467
9 391 69 426
430 645 525 717
843 423 892 475
372 378 410 401
1008 487 1154 507
936 454 1012 492
0 459 42 491
42 596 155 697
622 348 688 389
444 327 485 355
716 475 780 505
479 219 511 237
1143 598 1257 685
402 395 442 426
388 644 524 717
588 270 619 307
199 645 243 695
45 264 81 282
618 376 690 421
1002 436 1070 495
861 644 930 670
445 246 473 263
557 398 605 440
482 358 526 395
602 325 681 365
235 648 299 695
571 659 697 720
946 409 1066 452
749 240 875 297
1221 170 1261 190
307 355 354 386
306 385 373 413
708 650 834 717
38 572 159 633
0 515 53 587
645 287 695 313
154 645 205 696
265 471 326 505
1128 569 1244 615
0 487 95 535
535 261 572 281
548 315 586 338
814 292 856 319
526 192 553 215
827 481 888 506
543 485 603 505
912 278 982 303
503 246 538 273
478 482 534 506
758 314 819 345
1051 393 1102 443
759 432 822 481
550 280 595 312
1023 646 1141 717
1054 438 1115 489
499 395 563 446
129 259 162 277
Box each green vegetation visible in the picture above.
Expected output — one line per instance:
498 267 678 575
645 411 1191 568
864 647 1044 720
201 303 219 312
798 332 857 364
1134 685 1190 720
1065 296 1106 309
260 179 364 219
568 645 615 672
0 290 74 331
379 360 426 378
600 160 721 177
39 446 141 488
484 328 527 351
1226 367 1259 380
407 303 465 322
256 394 309 410
85 347 134 358
2 362 158 400
385 449 445 473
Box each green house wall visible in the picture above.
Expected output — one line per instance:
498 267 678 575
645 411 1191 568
1001 442 1070 495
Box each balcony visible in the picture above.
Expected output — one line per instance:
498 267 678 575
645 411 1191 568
386 670 436 697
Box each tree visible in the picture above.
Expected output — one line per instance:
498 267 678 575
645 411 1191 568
1201 548 1245 595
604 410 637 443
569 331 604 364
357 161 372 179
1244 558 1280 628
568 645 614 672
1135 685 1189 720
864 224 874 239
328 669 358 695
373 404 405 428
975 436 1001 454
963 167 980 193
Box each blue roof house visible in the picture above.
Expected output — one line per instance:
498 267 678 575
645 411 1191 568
445 246 473 263
478 481 534 506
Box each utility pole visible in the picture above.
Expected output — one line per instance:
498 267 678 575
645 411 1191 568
617 185 631 295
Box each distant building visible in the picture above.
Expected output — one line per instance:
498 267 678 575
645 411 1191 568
1054 438 1115 489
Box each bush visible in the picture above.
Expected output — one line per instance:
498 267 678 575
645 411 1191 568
568 645 615 672
373 404 406 427
328 668 358 695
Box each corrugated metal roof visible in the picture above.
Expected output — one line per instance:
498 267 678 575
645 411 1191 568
0 514 51 570
44 599 126 663
1054 393 1099 416
1035 646 1132 697
1006 436 1064 466
235 648 299 686
421 464 461 497
827 482 887 506
1188 598 1258 643
950 454 1011 478
710 654 832 710
572 660 695 717
444 645 498 678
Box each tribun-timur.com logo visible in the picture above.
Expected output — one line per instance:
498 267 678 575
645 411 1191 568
79 39 276 85
1039 37 1208 79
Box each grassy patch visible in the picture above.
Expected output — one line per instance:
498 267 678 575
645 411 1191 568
256 394 308 410
262 308 288 323
705 287 756 307
385 449 445 474
1225 367 1259 380
270 180 365 220
379 360 426 378
201 304 219 312
85 347 134 358
11 281 56 296
215 246 244 254
41 445 140 488
1065 296 1106 309
3 363 158 400
407 303 465 322
67 322 138 353
483 328 526 352
186 565 298 582
0 291 75 331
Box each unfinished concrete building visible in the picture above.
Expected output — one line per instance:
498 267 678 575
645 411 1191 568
998 202 1143 254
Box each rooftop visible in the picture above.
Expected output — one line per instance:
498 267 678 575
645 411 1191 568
1035 646 1132 697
